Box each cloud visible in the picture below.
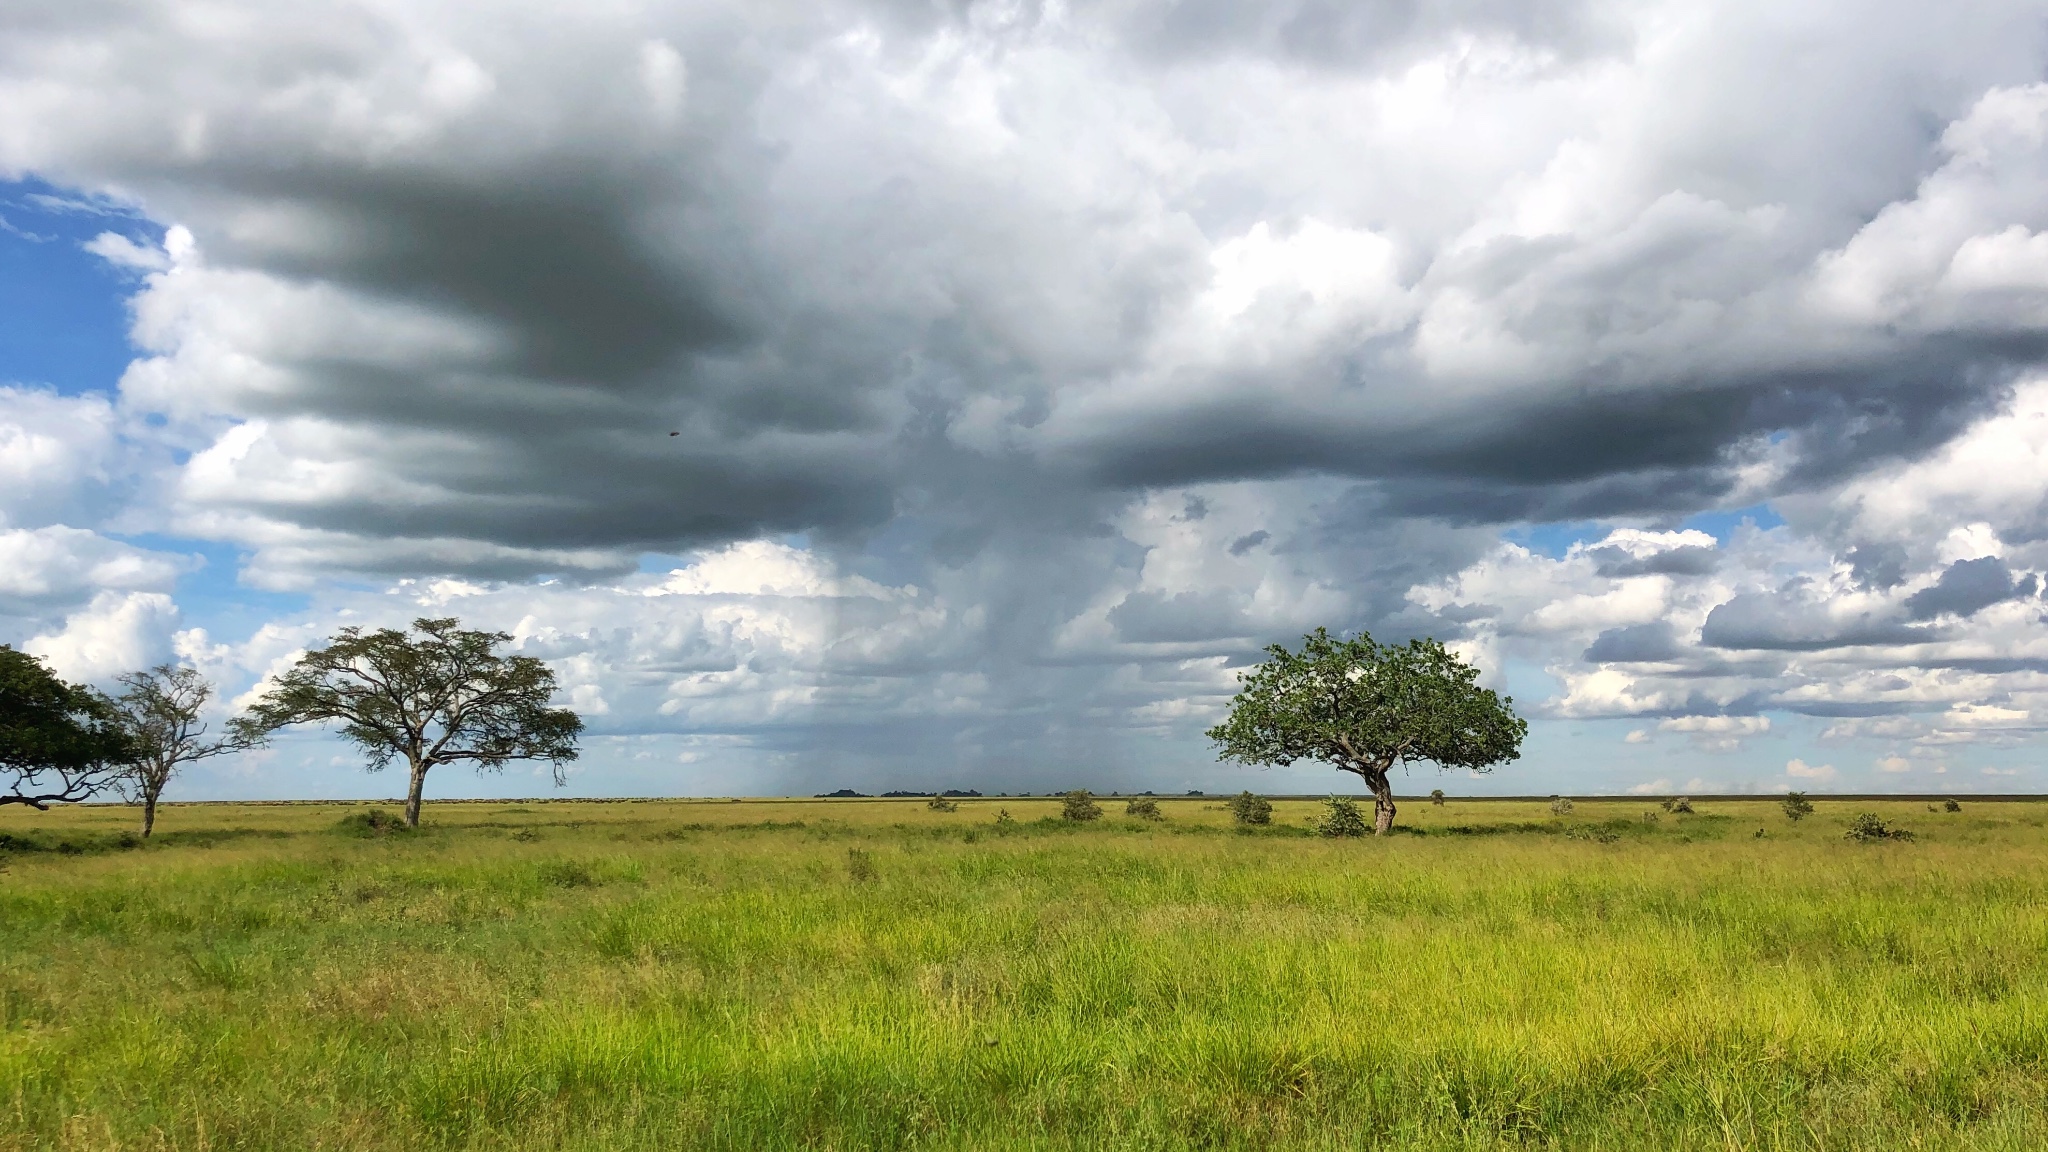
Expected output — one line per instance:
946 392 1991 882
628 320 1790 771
1660 715 1770 752
8 0 2048 789
24 590 181 684
1785 757 1837 782
1902 556 2031 619
0 387 123 528
0 526 189 612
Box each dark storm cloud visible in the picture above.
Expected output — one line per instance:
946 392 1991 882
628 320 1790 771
1590 545 1719 578
1700 591 1930 651
1903 557 2033 620
1107 588 1249 643
1845 542 1910 590
1583 622 1682 663
1227 530 1269 556
5 0 2045 580
12 0 2048 790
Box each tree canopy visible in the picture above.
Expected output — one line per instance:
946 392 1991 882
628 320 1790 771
1 646 133 809
1207 628 1525 834
237 618 582 827
112 664 262 836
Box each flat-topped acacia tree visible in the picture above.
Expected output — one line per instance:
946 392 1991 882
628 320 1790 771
237 618 582 828
1207 628 1526 835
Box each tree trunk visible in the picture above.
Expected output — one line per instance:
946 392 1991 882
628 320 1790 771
140 786 159 838
1368 771 1397 835
404 759 429 828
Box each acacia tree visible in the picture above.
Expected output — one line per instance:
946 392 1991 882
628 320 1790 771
1207 628 1526 835
112 664 263 837
1 646 132 809
236 618 582 828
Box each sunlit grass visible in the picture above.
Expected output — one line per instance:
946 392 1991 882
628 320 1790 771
1 796 2044 1149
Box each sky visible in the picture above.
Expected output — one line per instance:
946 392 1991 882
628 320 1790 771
4 0 2048 801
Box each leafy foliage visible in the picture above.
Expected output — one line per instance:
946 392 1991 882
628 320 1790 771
1123 796 1163 820
1 646 133 809
1060 790 1101 822
1549 796 1575 816
1782 792 1814 822
110 665 262 835
1663 797 1694 814
1227 791 1272 825
1943 798 1963 813
237 618 581 827
927 796 959 812
334 808 415 838
1208 628 1524 833
1844 813 1914 843
1430 789 1446 806
1317 796 1369 837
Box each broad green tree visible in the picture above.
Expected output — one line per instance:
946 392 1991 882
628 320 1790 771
1208 628 1526 834
112 664 263 837
1 646 132 809
237 618 582 828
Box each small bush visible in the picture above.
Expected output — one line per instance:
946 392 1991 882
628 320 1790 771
1430 789 1446 806
1061 790 1102 822
1664 797 1694 814
1782 792 1813 822
927 796 959 812
847 847 878 882
1844 813 1914 843
1228 791 1273 826
1124 797 1163 821
539 859 598 888
1943 798 1962 813
993 808 1015 828
335 809 413 837
1549 796 1574 816
1317 796 1369 838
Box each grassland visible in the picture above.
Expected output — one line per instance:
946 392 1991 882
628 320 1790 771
1 794 2045 1150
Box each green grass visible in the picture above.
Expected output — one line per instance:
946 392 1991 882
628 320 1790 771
2 795 2045 1149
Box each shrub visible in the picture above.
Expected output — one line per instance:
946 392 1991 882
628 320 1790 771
1061 790 1102 822
927 796 959 812
335 808 413 837
1943 798 1962 813
1549 796 1574 816
1667 797 1694 814
1430 789 1446 806
1228 791 1273 826
1317 796 1369 838
846 847 878 882
1782 792 1814 822
1124 796 1163 820
1844 813 1914 843
993 808 1015 828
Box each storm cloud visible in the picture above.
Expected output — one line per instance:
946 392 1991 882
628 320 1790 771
6 0 2048 792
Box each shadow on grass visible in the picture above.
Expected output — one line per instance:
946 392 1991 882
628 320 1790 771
0 825 292 857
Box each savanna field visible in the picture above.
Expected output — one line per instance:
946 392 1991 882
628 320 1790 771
1 796 2045 1151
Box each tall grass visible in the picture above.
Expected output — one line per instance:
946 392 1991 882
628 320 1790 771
0 797 2044 1149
